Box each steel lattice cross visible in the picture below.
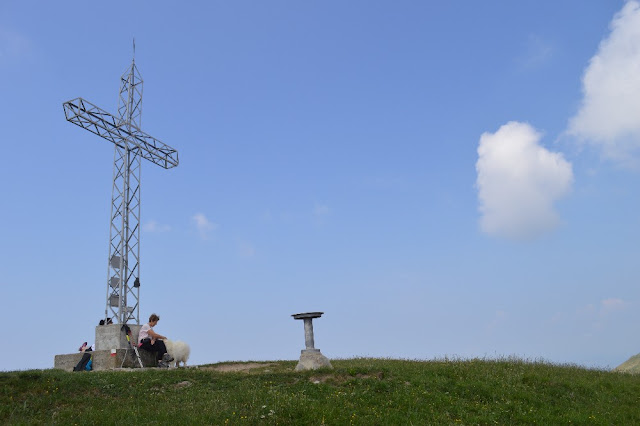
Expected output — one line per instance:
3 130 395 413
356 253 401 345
63 56 179 325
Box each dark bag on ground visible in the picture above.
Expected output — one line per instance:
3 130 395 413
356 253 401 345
73 352 92 372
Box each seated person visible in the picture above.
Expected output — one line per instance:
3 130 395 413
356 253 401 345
138 313 173 365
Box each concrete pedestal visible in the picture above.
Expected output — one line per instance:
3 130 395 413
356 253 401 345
53 323 154 371
54 348 157 371
295 349 333 371
292 312 333 371
95 324 142 350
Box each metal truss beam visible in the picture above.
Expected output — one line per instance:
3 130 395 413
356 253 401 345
63 98 179 169
63 57 178 325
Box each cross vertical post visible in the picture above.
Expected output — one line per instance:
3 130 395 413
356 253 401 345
63 52 179 325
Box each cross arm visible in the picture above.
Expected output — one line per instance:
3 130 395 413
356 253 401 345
63 97 179 169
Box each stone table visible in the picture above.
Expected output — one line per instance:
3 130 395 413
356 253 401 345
292 312 333 371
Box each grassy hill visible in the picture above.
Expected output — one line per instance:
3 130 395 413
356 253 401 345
2 358 640 424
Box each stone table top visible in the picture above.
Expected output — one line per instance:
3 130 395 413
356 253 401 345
292 312 324 320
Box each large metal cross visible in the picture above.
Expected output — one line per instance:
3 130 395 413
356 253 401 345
63 55 179 325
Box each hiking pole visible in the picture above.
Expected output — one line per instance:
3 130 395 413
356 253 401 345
131 340 144 368
121 325 144 368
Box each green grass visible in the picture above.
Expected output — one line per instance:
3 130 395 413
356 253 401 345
2 358 639 424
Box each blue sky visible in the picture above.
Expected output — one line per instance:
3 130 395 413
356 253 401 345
1 1 639 371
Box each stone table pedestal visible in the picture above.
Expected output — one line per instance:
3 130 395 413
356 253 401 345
292 312 332 371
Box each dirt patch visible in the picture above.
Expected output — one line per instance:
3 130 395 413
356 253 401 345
308 371 384 384
615 354 640 374
355 372 384 380
309 374 336 384
202 362 275 373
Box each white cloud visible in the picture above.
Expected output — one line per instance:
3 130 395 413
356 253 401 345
476 121 573 240
142 220 171 233
486 310 508 332
192 213 218 239
313 204 330 217
517 34 554 70
312 203 331 226
575 299 628 317
601 298 627 314
0 27 32 65
237 241 256 258
361 176 405 190
567 0 640 166
549 298 629 338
